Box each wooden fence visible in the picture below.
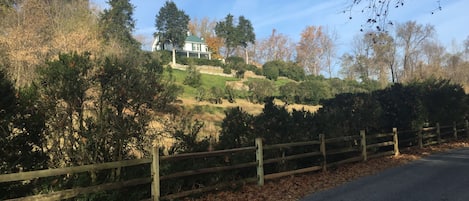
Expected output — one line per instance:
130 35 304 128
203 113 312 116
1 120 468 201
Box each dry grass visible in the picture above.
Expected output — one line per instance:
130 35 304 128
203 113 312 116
180 98 321 122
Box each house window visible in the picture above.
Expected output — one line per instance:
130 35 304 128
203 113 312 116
192 43 202 52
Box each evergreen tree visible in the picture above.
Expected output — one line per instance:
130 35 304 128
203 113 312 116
237 16 255 64
215 14 255 62
155 1 190 66
100 0 141 50
215 14 237 58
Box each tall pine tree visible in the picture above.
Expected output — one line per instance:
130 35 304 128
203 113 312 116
155 1 190 66
215 14 255 63
100 0 141 51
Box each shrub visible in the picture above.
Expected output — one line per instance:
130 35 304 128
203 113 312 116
153 50 171 65
297 80 332 105
262 60 281 80
235 69 245 78
222 65 232 74
246 64 262 75
218 107 255 149
279 62 305 81
315 93 383 139
195 87 206 102
183 64 202 88
208 86 224 104
225 56 245 71
0 70 47 199
225 85 237 103
279 82 300 104
246 79 276 104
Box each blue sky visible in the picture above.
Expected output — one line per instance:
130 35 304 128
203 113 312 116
92 0 469 75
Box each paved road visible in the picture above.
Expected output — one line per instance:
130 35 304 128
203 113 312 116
300 148 469 201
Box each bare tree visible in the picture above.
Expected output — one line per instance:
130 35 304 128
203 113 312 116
368 31 396 85
418 40 445 79
339 53 358 80
321 27 338 78
340 31 395 86
254 29 296 63
395 21 435 81
297 26 335 76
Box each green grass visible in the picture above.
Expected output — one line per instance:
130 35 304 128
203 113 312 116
274 77 295 87
168 69 240 98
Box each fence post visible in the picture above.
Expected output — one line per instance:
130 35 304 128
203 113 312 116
360 130 367 161
418 127 423 148
319 134 326 171
393 128 400 156
453 121 458 140
151 146 160 201
255 138 264 186
436 122 441 144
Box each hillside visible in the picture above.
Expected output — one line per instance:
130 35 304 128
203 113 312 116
167 64 321 137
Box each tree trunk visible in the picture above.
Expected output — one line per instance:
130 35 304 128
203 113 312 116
245 47 249 65
172 48 176 66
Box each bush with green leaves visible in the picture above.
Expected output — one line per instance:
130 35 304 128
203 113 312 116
225 85 237 103
235 68 245 78
279 82 300 104
208 86 224 104
297 79 333 105
0 70 47 199
262 60 281 80
218 107 255 149
153 50 172 65
225 56 245 69
222 65 232 74
246 64 262 75
279 61 305 81
34 51 181 200
176 56 223 67
195 87 207 102
246 79 276 104
183 63 202 88
315 93 383 139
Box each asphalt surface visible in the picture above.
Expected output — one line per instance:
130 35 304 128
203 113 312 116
300 148 469 201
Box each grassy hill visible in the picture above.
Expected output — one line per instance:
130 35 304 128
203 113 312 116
165 65 320 137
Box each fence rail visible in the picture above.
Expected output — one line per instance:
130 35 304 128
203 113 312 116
1 120 468 201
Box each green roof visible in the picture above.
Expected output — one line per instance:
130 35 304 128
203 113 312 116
186 35 204 43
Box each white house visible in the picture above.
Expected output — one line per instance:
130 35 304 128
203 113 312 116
152 33 211 60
